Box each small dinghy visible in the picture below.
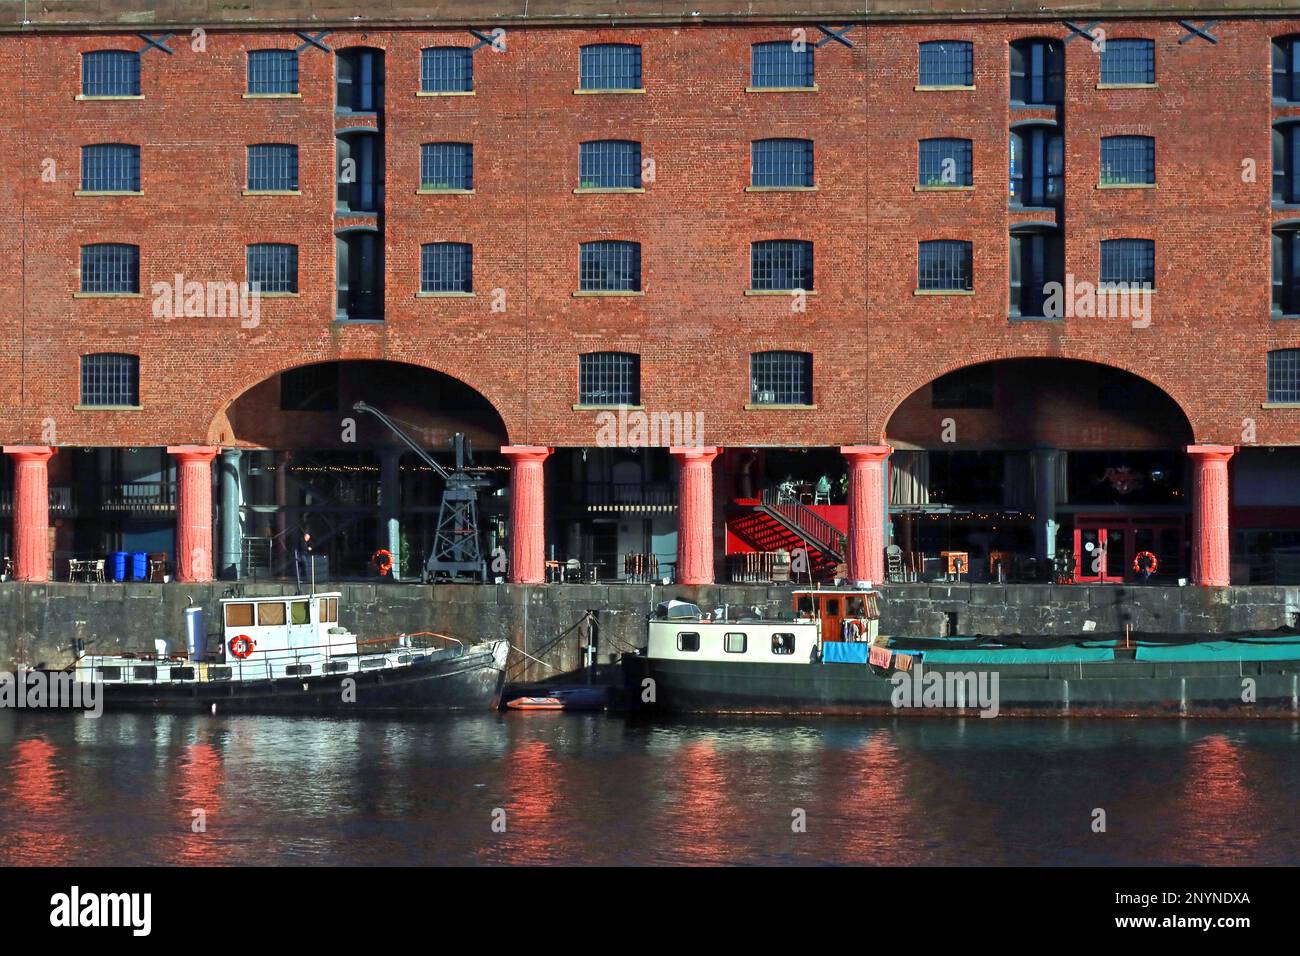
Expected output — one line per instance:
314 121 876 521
503 686 610 712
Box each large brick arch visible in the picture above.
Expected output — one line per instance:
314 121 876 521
204 356 517 448
875 352 1200 446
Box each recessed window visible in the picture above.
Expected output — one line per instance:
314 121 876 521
918 41 973 87
247 50 299 94
579 140 641 189
579 241 641 292
724 632 747 654
80 353 139 406
1274 226 1300 316
918 240 973 292
336 132 383 212
772 633 796 655
1010 227 1064 319
1100 38 1155 85
82 50 140 96
750 351 812 406
246 243 298 293
1100 136 1155 186
918 138 972 187
280 363 339 411
1010 125 1063 207
336 47 384 113
420 242 473 293
1010 38 1063 105
421 47 473 93
580 43 642 90
337 230 383 320
81 144 140 192
1268 349 1300 402
80 243 139 293
1100 238 1155 289
1274 123 1300 205
1274 36 1300 103
421 142 473 190
752 138 814 188
677 632 700 652
750 240 813 291
932 365 994 409
751 41 813 89
247 144 299 192
579 352 640 406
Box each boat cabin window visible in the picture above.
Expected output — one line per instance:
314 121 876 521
320 597 338 623
724 632 747 654
290 600 311 625
772 633 796 655
677 632 700 652
258 601 286 626
825 598 840 616
225 603 254 628
847 595 866 617
796 595 814 615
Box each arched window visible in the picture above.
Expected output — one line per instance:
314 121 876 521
579 352 641 405
247 144 299 192
80 243 139 294
81 144 140 192
421 47 473 93
1100 135 1155 186
1273 223 1300 316
1099 38 1154 85
80 353 139 406
1274 122 1300 205
918 41 973 87
1009 38 1062 105
1274 35 1300 103
420 242 473 294
751 41 813 89
1099 238 1155 289
1010 123 1063 207
1267 349 1300 403
337 47 384 113
246 243 298 293
579 241 641 292
918 138 972 187
750 240 813 291
750 351 812 406
1010 225 1063 319
421 143 473 190
247 50 299 95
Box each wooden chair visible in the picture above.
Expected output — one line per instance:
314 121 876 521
885 544 906 582
147 553 169 582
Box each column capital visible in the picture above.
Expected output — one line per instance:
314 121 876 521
669 445 719 463
500 445 552 463
1186 444 1235 463
168 445 220 463
840 444 892 463
3 445 55 463
221 446 243 459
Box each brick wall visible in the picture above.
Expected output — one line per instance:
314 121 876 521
0 17 1297 453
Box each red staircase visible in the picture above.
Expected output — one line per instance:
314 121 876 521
727 492 847 581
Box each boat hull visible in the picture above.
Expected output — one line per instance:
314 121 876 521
624 655 1300 718
86 640 510 715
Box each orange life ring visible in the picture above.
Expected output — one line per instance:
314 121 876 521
372 549 393 576
1133 551 1158 575
228 634 256 660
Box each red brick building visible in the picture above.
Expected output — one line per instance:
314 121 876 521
1 1 1298 588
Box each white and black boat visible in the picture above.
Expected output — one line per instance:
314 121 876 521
57 591 509 714
624 590 1300 717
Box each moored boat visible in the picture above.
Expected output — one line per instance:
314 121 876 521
46 591 508 714
624 590 1300 717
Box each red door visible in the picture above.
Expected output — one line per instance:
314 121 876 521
1074 518 1185 583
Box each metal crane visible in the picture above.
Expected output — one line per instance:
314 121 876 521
352 402 490 582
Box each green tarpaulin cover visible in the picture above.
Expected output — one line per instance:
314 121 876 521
1135 639 1300 662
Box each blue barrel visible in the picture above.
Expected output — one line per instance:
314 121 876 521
130 552 149 581
110 552 129 582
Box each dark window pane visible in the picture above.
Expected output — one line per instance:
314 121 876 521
247 144 299 191
248 50 299 94
247 243 298 293
1268 349 1300 402
580 44 642 89
1100 38 1155 84
81 144 140 192
421 47 473 93
1100 135 1155 185
1099 238 1155 287
420 242 473 293
420 142 473 190
919 41 973 86
752 139 814 187
751 351 812 405
579 140 641 189
918 240 973 291
80 243 139 293
82 51 140 96
579 352 640 405
579 241 640 291
750 240 813 290
918 138 972 186
751 41 813 88
80 353 139 406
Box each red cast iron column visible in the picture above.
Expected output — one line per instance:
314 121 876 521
670 446 720 585
168 445 219 583
840 445 891 586
1186 444 1235 587
501 446 551 584
3 446 55 582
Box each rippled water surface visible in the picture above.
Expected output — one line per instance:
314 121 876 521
1 712 1296 865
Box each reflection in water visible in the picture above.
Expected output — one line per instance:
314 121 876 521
0 713 1296 866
